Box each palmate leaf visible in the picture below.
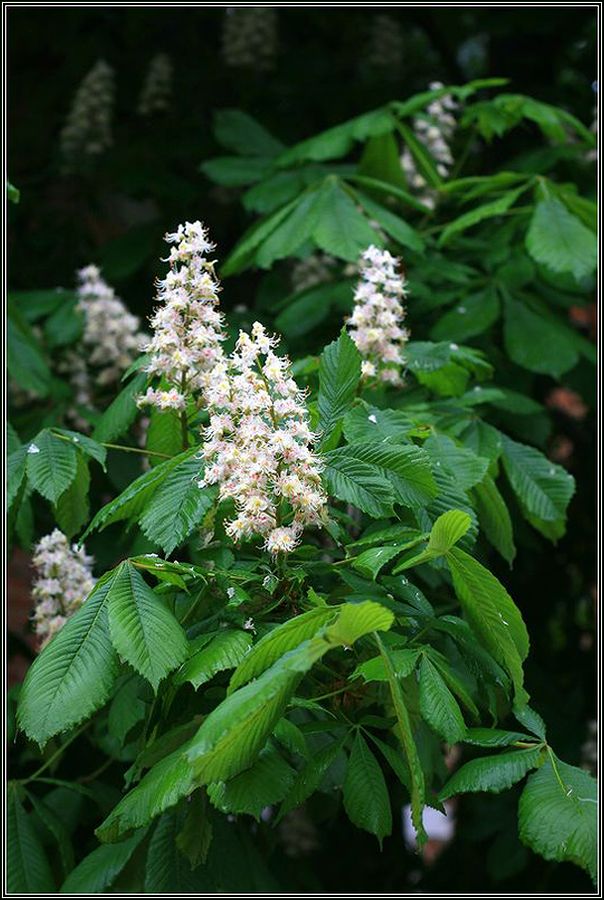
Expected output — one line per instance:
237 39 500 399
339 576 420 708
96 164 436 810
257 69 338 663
518 756 597 883
343 733 392 846
438 186 527 245
26 429 77 504
343 403 414 445
317 329 362 450
176 630 253 690
418 656 466 744
254 188 325 268
431 286 500 343
93 371 148 443
439 746 544 801
424 433 489 491
17 573 119 747
278 738 346 821
53 454 90 538
139 453 216 554
107 562 188 691
503 295 579 378
60 829 147 893
7 445 27 511
207 745 296 820
501 435 575 524
352 648 419 683
464 727 536 748
312 177 385 261
7 783 55 893
353 189 424 253
446 547 529 706
471 474 516 565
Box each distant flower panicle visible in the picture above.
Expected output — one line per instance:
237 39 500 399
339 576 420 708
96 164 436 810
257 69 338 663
138 53 173 115
401 81 458 209
59 60 115 173
222 7 278 71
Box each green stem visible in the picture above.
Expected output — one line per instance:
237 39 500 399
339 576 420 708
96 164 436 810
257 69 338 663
78 756 114 784
21 723 88 785
50 430 172 460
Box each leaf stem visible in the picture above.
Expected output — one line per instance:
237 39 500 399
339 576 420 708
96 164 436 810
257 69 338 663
20 722 89 785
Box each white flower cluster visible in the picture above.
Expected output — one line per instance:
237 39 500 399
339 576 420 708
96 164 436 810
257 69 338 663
347 245 409 386
138 53 173 116
291 253 337 293
31 530 96 649
366 14 403 73
400 82 458 209
138 222 226 412
59 60 115 173
222 7 278 71
77 264 147 388
200 322 328 554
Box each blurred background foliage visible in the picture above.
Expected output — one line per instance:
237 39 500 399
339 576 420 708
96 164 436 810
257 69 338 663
7 5 597 894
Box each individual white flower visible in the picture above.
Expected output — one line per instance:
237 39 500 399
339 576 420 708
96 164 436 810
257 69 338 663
59 60 115 174
137 221 226 413
200 322 328 555
222 7 278 71
138 53 173 115
366 14 403 73
400 81 459 207
347 245 409 386
31 530 96 649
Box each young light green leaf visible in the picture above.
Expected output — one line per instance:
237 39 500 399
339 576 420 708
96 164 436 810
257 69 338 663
439 746 544 801
324 600 394 647
418 656 466 744
518 755 597 883
343 732 392 846
107 562 188 691
393 509 471 572
352 648 419 683
17 573 119 746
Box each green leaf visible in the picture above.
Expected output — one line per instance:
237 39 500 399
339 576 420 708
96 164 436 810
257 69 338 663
472 474 516 565
503 295 579 377
278 739 346 820
27 791 75 878
439 746 544 801
375 635 427 847
352 545 409 580
7 314 52 397
139 454 215 555
347 173 431 212
397 120 442 189
514 704 547 740
186 639 329 784
464 727 536 748
145 408 183 464
352 648 419 683
175 630 252 689
501 435 575 523
343 403 414 445
446 547 529 705
344 442 437 509
26 429 78 504
108 676 147 746
54 454 90 538
430 286 500 342
425 433 489 491
207 745 296 820
96 743 196 842
93 371 147 443
175 790 213 870
322 450 394 518
393 509 471 572
229 606 336 693
60 830 147 893
418 656 466 744
213 108 285 157
438 187 526 245
312 179 384 261
526 195 597 281
107 562 188 691
277 107 394 166
318 329 362 450
52 429 107 469
324 600 394 646
221 197 301 276
343 733 392 846
8 180 20 202
17 573 119 746
518 755 597 883
201 155 273 187
7 445 27 511
7 784 55 892
353 190 424 253
81 448 198 541
255 189 325 268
